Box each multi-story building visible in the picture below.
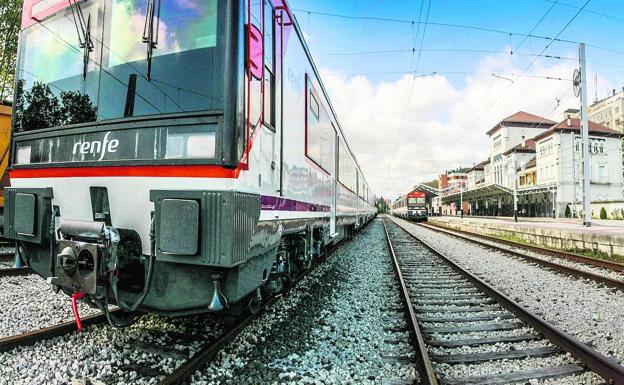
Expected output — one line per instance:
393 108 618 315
532 117 624 217
485 111 554 188
466 160 487 189
588 88 624 131
517 157 537 188
447 168 468 190
438 111 624 218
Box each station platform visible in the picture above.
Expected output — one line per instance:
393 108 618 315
427 215 624 256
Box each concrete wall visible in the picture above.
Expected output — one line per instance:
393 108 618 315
429 216 624 257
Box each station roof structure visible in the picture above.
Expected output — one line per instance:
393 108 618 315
467 160 489 172
487 111 555 136
532 118 624 141
412 183 443 198
503 140 536 155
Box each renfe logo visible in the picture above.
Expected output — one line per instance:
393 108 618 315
72 132 120 161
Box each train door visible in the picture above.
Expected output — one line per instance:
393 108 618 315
330 128 338 236
276 2 289 196
264 1 279 190
356 172 360 226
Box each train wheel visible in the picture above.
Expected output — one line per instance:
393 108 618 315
248 288 263 314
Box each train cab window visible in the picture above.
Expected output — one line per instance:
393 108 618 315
263 0 276 130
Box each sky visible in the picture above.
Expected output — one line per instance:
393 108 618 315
288 0 624 200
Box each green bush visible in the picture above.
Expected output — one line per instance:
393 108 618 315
600 207 607 219
565 204 571 218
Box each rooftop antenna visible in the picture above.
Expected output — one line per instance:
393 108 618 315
594 73 597 102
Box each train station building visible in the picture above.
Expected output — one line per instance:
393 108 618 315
434 111 624 219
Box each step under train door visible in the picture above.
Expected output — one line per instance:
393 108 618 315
330 129 338 236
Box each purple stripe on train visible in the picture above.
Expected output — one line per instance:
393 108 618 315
261 195 331 212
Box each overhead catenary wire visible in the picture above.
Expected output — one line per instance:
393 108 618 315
384 0 431 186
294 6 624 57
380 0 426 186
443 0 591 153
443 0 562 150
319 70 570 81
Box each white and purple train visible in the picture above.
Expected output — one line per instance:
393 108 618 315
5 0 376 324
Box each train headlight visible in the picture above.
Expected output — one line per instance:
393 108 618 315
165 132 216 159
16 145 32 164
186 134 216 158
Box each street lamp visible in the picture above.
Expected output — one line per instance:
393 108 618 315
460 185 464 218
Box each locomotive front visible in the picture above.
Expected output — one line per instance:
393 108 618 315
4 0 260 322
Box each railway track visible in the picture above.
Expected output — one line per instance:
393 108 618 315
0 313 109 353
0 227 360 384
418 221 624 291
0 249 30 276
384 217 624 385
155 238 345 385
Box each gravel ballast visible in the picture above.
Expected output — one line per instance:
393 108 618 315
431 225 624 282
191 219 420 385
393 217 624 367
0 313 225 385
0 274 98 338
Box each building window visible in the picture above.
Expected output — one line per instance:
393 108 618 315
598 164 608 178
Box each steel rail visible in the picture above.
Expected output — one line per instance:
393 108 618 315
0 267 32 277
0 313 109 353
390 217 624 385
383 220 439 385
425 221 624 272
157 220 373 385
419 222 624 291
158 296 278 385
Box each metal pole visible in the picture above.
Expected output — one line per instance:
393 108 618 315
514 159 518 222
580 43 591 226
571 132 577 218
460 187 463 218
552 189 556 219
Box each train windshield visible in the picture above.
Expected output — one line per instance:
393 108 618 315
408 197 425 206
14 0 223 132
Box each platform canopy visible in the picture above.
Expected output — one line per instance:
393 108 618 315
441 184 512 204
516 183 557 196
412 183 444 199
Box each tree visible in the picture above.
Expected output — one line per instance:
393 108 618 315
21 82 62 131
565 204 571 218
600 207 607 220
422 179 439 189
0 0 22 102
375 197 389 213
60 91 98 126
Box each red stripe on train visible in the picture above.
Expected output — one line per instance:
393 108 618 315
9 165 242 178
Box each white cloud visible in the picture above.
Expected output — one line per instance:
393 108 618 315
321 54 612 200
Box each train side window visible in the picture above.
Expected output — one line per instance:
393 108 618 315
263 0 276 130
306 79 322 167
310 93 319 120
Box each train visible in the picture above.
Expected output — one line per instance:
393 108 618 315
4 0 376 325
391 191 428 222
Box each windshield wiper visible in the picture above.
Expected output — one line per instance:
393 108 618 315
69 0 94 80
142 0 161 81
